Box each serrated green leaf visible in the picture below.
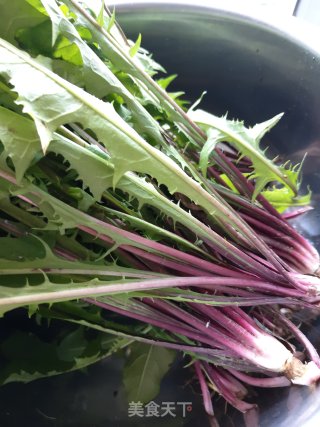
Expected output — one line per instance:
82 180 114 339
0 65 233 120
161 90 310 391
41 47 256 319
0 150 283 280
199 128 225 177
262 186 311 213
99 206 209 257
0 330 69 385
0 106 42 182
190 109 297 198
0 321 132 385
40 0 163 144
123 342 175 403
0 234 164 279
50 136 114 200
51 59 84 86
168 91 185 100
0 110 221 264
0 39 232 221
0 31 296 276
34 116 53 153
63 0 186 122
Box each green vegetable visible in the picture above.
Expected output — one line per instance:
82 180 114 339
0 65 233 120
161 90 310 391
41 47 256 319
0 1 319 423
123 343 175 403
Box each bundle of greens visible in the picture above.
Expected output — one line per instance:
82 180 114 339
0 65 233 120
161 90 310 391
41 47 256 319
0 0 319 425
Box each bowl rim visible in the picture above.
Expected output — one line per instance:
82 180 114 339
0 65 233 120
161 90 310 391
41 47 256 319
110 0 320 57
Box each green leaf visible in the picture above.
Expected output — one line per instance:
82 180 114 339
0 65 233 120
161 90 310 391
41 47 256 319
53 36 83 65
219 174 239 193
156 74 177 90
129 33 142 57
199 128 225 177
0 25 297 278
0 152 280 280
123 342 175 403
0 106 42 182
0 234 163 279
189 109 298 198
99 206 209 257
0 80 21 113
0 37 263 249
0 330 69 385
40 0 163 144
0 321 132 385
50 59 84 86
63 0 186 121
0 0 47 45
0 104 111 196
262 186 311 213
15 20 53 57
107 8 116 33
56 326 86 361
50 136 114 200
97 0 104 27
168 91 185 100
0 41 206 202
0 235 46 261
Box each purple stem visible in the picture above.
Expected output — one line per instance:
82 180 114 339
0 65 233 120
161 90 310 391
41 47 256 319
78 218 288 285
253 311 280 333
143 299 230 350
205 363 256 413
240 212 317 268
78 225 256 279
84 298 250 360
213 368 248 399
240 212 305 247
140 299 258 361
214 183 317 254
87 297 228 350
132 256 171 275
197 281 304 297
282 206 313 220
188 303 259 349
213 148 253 198
220 307 261 337
4 166 295 285
207 164 228 186
122 246 213 276
194 361 215 416
227 369 291 388
116 247 153 271
260 236 315 273
273 312 320 368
